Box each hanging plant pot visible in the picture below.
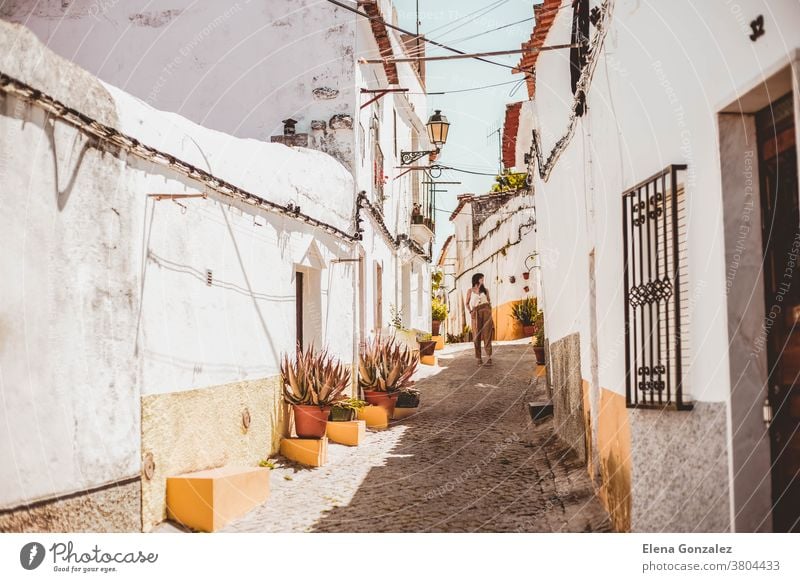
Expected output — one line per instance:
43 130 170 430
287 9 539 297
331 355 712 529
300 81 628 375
523 325 535 337
363 391 399 417
523 272 530 280
432 320 442 336
523 286 530 293
293 404 331 438
509 276 516 284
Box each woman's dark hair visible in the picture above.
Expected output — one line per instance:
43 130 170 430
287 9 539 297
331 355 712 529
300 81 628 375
471 273 487 296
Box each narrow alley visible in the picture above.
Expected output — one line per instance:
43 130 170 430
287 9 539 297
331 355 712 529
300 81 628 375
219 343 610 533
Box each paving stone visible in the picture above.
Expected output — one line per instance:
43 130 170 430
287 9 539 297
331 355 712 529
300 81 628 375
221 342 611 533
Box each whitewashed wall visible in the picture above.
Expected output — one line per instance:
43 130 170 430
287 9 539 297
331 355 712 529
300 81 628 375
0 20 357 510
0 0 357 144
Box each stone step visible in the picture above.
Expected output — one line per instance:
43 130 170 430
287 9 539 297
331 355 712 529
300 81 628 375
280 436 329 467
357 405 390 429
326 420 366 446
166 466 270 532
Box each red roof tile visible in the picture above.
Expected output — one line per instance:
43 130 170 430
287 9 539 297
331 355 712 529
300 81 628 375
513 0 562 99
360 1 400 84
502 102 522 169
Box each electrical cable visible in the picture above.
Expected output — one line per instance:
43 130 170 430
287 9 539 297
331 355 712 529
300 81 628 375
429 0 513 41
408 78 524 96
444 16 535 45
324 0 526 74
422 0 509 36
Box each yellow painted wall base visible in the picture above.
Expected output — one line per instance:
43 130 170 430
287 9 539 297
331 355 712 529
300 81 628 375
326 420 366 446
357 405 389 429
392 407 418 420
166 466 270 532
420 354 437 366
433 335 445 350
280 436 329 467
493 299 534 341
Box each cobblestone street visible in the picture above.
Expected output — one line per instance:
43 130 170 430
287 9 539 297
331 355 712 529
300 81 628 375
222 342 611 533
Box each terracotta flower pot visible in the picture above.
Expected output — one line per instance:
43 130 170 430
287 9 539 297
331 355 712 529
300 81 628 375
293 404 331 438
418 340 436 356
432 320 442 336
523 286 530 293
533 346 545 365
523 325 535 338
523 272 530 280
363 390 400 416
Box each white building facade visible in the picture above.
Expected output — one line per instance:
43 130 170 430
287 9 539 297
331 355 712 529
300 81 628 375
512 0 800 532
0 0 433 532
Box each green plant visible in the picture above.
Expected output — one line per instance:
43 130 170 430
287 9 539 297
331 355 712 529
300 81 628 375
417 332 432 342
491 170 528 192
359 335 418 394
431 269 443 291
510 297 539 326
280 345 351 406
258 459 276 469
389 304 403 330
331 397 367 412
533 312 545 346
431 297 448 321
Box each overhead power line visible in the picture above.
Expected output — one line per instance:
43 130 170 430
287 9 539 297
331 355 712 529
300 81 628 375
362 43 575 64
324 0 525 73
423 0 509 36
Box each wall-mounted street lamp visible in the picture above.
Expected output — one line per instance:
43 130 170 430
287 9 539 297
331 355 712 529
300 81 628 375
401 109 450 165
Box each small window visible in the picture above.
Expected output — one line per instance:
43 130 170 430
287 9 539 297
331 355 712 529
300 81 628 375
622 165 692 410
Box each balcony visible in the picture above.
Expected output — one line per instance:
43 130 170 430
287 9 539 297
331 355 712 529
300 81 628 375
410 199 434 247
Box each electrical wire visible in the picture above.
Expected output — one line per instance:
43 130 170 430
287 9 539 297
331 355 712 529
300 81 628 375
324 0 525 73
429 0 513 41
408 78 523 96
422 0 509 36
444 15 535 45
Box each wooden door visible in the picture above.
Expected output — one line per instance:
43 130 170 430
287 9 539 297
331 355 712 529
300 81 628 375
757 92 800 532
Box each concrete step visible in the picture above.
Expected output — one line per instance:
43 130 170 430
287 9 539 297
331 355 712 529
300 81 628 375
326 420 366 446
280 436 329 467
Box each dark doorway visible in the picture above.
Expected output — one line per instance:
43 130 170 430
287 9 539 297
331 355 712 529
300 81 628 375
296 271 304 351
756 91 800 532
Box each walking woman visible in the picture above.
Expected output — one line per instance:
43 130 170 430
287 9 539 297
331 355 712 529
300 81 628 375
466 273 494 366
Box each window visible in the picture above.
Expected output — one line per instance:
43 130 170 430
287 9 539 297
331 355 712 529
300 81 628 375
622 165 692 409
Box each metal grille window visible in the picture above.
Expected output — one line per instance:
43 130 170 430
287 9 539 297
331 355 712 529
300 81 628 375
622 164 692 410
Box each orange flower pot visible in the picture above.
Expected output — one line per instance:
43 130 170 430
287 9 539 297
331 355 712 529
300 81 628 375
293 404 331 438
363 391 399 417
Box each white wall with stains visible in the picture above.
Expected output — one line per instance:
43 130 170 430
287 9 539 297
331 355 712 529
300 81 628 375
0 19 357 512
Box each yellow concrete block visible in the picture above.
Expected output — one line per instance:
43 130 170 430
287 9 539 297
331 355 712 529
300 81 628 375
280 436 328 467
166 466 270 532
420 354 437 366
536 365 547 377
357 405 389 429
326 420 366 446
433 335 445 350
392 407 418 420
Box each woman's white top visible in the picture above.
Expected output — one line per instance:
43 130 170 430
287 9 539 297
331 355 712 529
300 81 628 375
468 290 489 310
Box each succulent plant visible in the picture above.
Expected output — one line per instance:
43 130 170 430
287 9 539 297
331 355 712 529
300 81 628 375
359 335 418 394
281 345 351 406
511 296 540 326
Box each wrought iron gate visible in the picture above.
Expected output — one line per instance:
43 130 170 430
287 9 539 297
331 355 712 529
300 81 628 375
622 164 692 409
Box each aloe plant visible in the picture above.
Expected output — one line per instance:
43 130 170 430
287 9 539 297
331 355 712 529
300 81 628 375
511 297 539 326
281 345 351 406
359 336 418 394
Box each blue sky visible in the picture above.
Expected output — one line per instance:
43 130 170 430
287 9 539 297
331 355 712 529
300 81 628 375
392 0 536 255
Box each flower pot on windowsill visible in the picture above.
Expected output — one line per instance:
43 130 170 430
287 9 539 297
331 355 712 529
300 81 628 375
292 404 331 438
418 340 436 357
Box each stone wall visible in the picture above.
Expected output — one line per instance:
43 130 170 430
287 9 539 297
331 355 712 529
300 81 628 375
549 333 586 462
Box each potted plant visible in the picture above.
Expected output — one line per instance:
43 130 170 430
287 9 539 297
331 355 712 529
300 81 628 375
359 336 418 416
511 297 539 337
330 397 367 422
417 332 436 356
523 271 530 280
396 387 420 408
532 312 546 364
281 346 350 438
431 297 447 336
